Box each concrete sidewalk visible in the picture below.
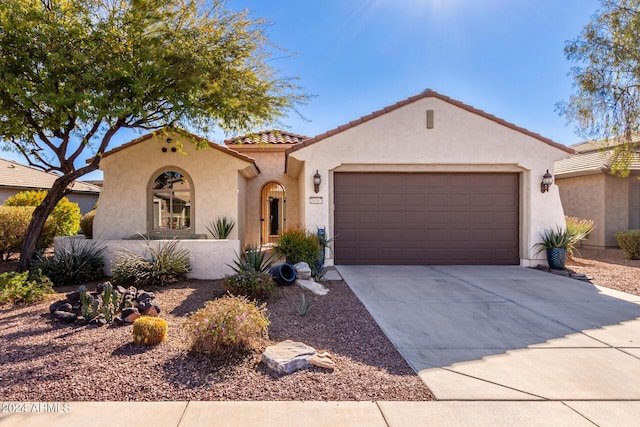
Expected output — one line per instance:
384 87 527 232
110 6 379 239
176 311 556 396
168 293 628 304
2 400 640 426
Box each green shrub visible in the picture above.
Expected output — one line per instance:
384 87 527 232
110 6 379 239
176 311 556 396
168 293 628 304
80 209 96 239
32 239 105 287
206 216 236 239
0 206 34 261
223 269 276 300
0 271 53 305
112 239 190 287
565 216 595 258
615 229 640 260
274 227 320 265
183 294 269 356
3 190 81 246
228 245 277 274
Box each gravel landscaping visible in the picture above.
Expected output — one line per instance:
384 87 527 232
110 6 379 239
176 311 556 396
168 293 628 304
567 247 640 296
1 247 637 402
0 269 433 401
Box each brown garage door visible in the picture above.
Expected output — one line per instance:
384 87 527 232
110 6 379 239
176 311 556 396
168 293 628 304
334 172 519 265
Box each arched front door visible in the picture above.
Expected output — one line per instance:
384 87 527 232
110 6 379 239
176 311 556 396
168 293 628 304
261 182 286 245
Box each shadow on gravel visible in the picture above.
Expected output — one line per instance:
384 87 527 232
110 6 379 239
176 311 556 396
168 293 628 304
161 280 226 317
112 341 156 356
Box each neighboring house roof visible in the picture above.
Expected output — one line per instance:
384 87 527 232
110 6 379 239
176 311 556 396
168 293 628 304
555 138 640 177
99 128 261 173
286 89 574 156
0 157 102 194
224 130 309 145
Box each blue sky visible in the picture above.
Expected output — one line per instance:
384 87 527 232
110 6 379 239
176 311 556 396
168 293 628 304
3 0 602 180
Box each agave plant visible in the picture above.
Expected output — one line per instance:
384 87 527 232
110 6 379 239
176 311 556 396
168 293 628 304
206 216 236 239
228 245 277 274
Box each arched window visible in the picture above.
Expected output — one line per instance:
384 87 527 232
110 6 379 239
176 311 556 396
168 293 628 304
149 169 193 234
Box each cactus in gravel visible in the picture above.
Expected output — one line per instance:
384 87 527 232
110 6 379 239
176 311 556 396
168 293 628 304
133 316 168 346
101 282 121 323
79 285 97 320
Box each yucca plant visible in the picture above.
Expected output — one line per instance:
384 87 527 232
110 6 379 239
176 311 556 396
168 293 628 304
206 216 236 239
31 239 105 286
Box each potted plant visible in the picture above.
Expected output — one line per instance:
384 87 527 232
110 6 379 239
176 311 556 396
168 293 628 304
534 226 573 270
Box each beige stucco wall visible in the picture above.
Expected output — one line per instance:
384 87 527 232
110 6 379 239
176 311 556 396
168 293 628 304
556 174 606 247
94 132 254 240
289 96 569 266
227 146 300 247
605 175 630 246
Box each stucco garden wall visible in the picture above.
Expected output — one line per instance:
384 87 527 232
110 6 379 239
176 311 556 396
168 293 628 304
94 132 253 240
55 236 239 280
289 96 569 266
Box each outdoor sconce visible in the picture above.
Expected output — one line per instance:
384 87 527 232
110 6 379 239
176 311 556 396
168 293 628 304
313 170 321 193
541 169 553 193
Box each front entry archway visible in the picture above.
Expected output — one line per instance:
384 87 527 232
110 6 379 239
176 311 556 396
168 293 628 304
261 182 286 245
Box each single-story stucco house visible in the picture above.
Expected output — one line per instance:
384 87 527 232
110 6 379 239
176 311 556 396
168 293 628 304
82 89 573 279
555 139 640 247
0 157 101 214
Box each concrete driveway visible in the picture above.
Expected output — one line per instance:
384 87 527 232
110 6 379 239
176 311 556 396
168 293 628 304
337 265 640 401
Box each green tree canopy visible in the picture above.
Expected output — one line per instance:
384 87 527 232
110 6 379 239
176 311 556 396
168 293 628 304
0 0 305 270
559 0 640 177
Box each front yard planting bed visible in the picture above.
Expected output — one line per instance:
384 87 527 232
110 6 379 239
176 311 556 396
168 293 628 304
0 277 433 401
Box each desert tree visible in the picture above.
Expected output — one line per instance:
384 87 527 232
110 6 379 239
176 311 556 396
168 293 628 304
559 0 640 176
0 0 304 270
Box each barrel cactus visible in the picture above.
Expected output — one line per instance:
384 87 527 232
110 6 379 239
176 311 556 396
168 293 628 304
132 316 168 346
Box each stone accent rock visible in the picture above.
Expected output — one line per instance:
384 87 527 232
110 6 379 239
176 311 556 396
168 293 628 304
122 308 141 323
262 340 317 374
136 291 155 302
309 352 335 370
296 279 329 296
53 310 77 323
142 302 160 317
294 262 312 280
65 290 80 301
49 300 68 313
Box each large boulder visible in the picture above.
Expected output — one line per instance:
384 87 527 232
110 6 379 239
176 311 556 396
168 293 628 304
294 262 312 280
262 340 316 374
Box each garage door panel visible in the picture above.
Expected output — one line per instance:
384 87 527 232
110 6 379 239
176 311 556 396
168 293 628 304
334 172 519 265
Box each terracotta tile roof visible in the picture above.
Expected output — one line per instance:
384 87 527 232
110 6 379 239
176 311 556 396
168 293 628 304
286 89 575 156
98 127 260 173
0 158 102 193
224 130 309 145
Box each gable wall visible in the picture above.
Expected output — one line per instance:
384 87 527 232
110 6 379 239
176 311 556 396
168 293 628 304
289 97 569 264
94 134 250 240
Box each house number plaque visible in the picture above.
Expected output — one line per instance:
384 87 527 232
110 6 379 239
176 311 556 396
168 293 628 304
310 197 323 204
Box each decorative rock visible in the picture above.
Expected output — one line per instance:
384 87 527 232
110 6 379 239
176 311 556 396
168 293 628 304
294 262 312 280
142 302 160 317
137 291 154 302
53 310 77 323
65 290 80 301
96 282 105 294
57 302 73 313
112 317 125 326
75 316 88 326
116 285 128 295
49 300 68 313
262 340 316 374
296 279 329 296
122 308 141 323
309 352 335 370
89 317 107 327
137 301 150 313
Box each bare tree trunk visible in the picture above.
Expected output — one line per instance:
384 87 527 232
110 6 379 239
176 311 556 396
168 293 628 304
17 178 71 272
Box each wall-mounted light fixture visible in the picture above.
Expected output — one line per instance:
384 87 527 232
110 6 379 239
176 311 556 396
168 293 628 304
313 170 321 193
541 169 553 193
